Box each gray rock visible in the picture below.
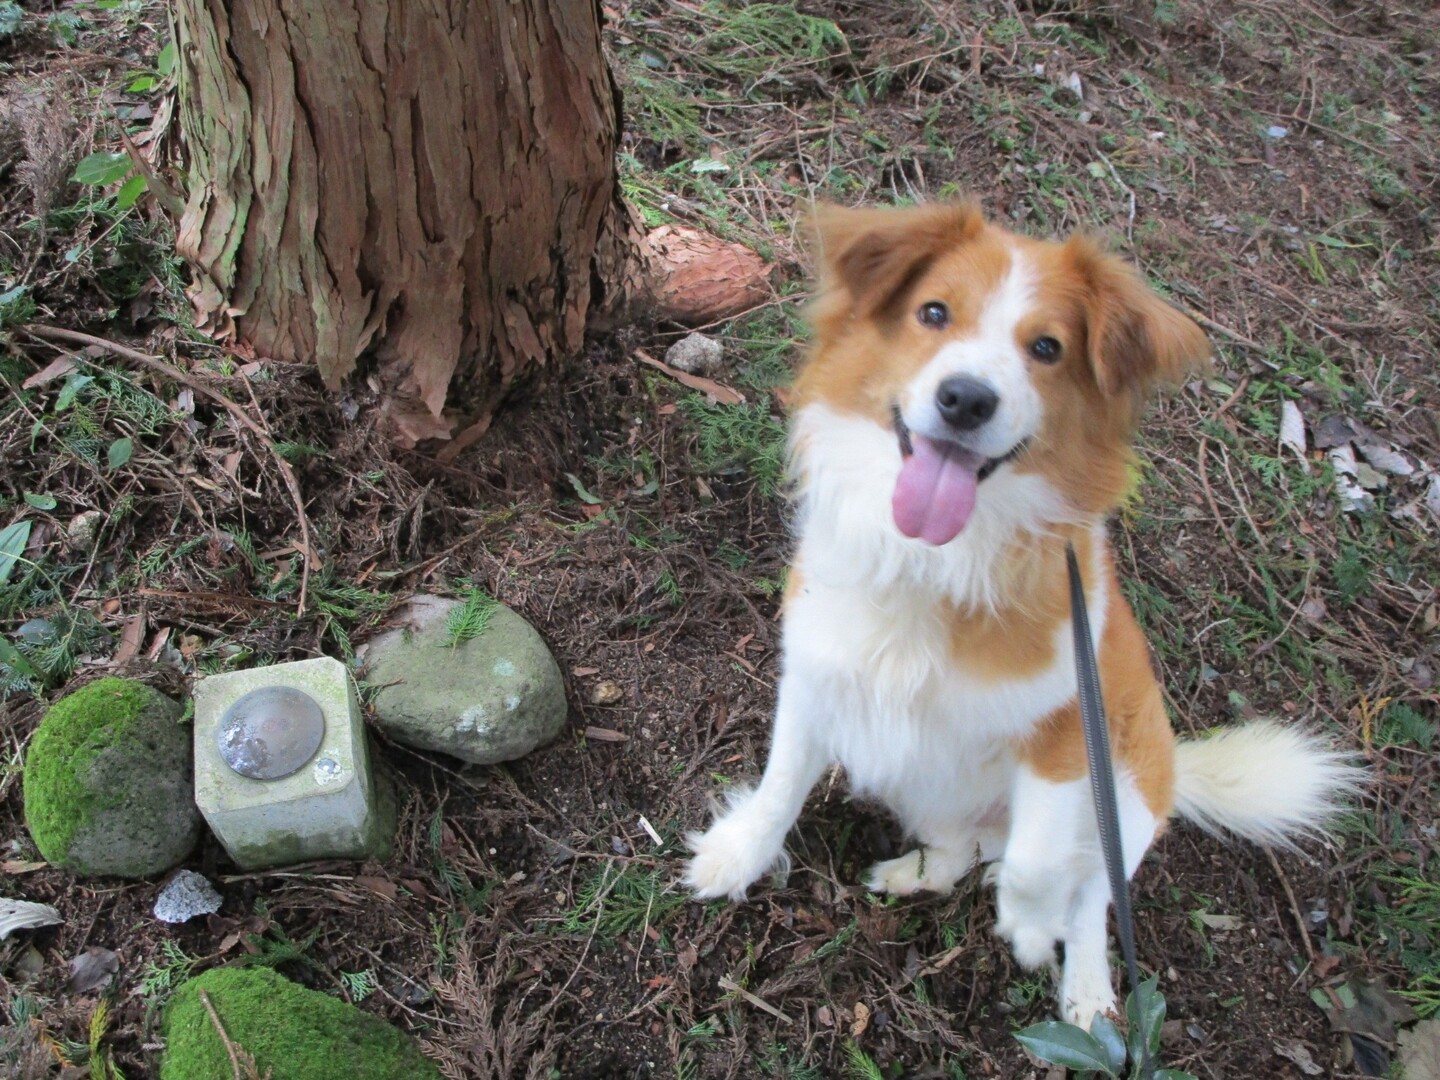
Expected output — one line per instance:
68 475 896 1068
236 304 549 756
665 332 724 375
154 870 222 924
66 510 105 552
361 596 567 765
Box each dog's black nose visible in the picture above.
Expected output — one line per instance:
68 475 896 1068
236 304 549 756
935 377 999 431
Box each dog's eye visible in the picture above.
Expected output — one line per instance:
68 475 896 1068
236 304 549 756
1029 336 1062 363
917 301 950 329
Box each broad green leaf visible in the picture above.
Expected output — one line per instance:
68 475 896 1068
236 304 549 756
127 74 157 93
157 40 176 76
0 284 27 307
116 172 148 210
23 492 57 511
1126 977 1167 1064
1015 1022 1119 1077
1309 234 1367 250
72 151 132 187
1089 1013 1128 1074
107 437 134 469
0 637 39 679
55 373 95 411
0 520 32 585
564 472 602 505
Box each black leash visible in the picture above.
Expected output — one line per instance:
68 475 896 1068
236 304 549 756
1066 541 1153 1078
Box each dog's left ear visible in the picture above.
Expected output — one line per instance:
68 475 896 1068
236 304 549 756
1070 239 1211 396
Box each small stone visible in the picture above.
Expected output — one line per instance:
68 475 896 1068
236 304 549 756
664 332 724 375
65 510 105 553
22 679 200 879
591 681 624 706
361 595 567 765
154 870 222 924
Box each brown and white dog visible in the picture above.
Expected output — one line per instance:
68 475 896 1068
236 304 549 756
684 202 1358 1025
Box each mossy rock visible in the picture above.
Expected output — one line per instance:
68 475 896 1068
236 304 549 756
23 677 200 878
161 966 442 1079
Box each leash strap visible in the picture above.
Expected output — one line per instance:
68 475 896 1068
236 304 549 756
1066 541 1152 1076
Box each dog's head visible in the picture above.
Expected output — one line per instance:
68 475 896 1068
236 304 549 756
797 202 1211 544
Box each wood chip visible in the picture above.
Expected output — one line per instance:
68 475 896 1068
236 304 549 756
353 875 398 901
851 1001 871 1037
584 726 629 743
634 349 745 405
22 352 82 388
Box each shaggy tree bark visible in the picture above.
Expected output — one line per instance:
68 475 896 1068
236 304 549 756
172 0 642 437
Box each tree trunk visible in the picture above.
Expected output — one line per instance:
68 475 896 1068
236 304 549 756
172 0 642 438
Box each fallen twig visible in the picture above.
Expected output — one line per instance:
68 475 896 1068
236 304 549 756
199 989 246 1080
21 324 316 616
717 975 794 1025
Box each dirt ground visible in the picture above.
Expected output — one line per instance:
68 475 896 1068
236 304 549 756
1 1 1438 1078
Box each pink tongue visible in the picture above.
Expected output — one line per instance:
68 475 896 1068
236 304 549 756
892 435 984 545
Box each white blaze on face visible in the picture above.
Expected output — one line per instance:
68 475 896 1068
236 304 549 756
892 248 1044 547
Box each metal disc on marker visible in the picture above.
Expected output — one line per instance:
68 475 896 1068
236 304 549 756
218 687 325 780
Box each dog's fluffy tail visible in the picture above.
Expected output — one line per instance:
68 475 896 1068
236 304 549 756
1173 721 1364 848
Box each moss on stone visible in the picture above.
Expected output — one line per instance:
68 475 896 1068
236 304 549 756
23 676 199 877
161 966 442 1079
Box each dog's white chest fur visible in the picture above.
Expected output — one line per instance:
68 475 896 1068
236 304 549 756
781 567 1093 840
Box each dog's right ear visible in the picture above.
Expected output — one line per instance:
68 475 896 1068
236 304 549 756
810 202 984 319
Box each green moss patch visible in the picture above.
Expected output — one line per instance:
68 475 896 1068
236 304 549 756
23 676 198 877
25 678 158 858
161 967 441 1079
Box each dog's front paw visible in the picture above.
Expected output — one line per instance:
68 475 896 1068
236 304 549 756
683 815 785 901
1003 923 1059 970
1060 966 1117 1029
865 847 970 896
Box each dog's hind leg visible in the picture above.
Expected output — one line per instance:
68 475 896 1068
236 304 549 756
684 676 829 901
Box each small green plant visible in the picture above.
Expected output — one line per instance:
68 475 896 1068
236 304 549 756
139 940 200 1003
426 811 495 913
240 909 323 976
339 969 378 1002
72 151 147 211
561 862 686 941
1014 978 1196 1079
758 1043 823 1080
841 1040 883 1080
678 393 787 497
0 1 23 36
0 284 36 329
442 585 498 647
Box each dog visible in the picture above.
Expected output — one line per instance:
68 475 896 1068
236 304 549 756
683 202 1359 1026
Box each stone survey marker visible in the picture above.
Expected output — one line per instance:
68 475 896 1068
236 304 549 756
192 657 394 870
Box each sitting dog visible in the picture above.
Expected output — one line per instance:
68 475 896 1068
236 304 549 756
684 202 1358 1025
